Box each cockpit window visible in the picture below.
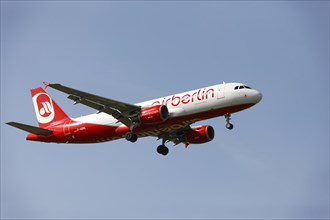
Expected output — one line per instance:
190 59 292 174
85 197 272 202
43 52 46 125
235 85 252 90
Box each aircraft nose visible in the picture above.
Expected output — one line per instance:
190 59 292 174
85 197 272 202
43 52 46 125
254 90 263 103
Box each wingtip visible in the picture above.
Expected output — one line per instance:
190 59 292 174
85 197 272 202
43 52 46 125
43 82 50 89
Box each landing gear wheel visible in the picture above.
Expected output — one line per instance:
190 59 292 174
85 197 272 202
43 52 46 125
225 113 234 130
157 145 169 156
125 132 138 143
226 123 234 130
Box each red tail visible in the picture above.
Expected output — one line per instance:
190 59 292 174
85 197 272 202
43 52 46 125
31 87 70 128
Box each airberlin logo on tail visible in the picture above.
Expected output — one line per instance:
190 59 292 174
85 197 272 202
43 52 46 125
32 93 55 124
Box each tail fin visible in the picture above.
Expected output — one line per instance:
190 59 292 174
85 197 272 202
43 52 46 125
31 87 70 128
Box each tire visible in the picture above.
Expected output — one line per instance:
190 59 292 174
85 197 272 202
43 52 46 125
130 134 138 143
126 132 138 142
157 145 169 156
162 146 169 155
226 123 234 130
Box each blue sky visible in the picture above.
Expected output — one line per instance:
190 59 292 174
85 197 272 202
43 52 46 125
1 1 329 219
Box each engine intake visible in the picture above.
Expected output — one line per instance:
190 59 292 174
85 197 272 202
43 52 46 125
185 125 215 144
139 105 169 125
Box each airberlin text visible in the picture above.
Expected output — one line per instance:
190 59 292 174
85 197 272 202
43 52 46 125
152 88 215 107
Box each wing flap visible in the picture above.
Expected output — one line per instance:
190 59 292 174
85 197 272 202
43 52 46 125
6 122 53 135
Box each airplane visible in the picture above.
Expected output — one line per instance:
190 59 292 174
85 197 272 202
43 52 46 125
6 82 262 155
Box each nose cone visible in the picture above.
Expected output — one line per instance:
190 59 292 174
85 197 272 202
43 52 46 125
253 90 263 104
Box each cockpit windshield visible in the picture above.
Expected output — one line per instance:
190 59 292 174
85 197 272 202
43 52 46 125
234 85 252 90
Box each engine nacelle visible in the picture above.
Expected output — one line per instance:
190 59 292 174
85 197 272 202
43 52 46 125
139 105 169 125
185 125 215 144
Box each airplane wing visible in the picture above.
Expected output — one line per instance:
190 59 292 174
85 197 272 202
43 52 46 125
46 83 141 128
157 126 192 146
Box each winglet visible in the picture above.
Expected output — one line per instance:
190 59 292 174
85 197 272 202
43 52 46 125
43 82 50 89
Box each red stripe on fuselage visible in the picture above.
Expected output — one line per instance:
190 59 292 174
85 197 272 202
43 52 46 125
26 103 254 143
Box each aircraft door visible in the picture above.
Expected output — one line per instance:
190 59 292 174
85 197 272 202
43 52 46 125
217 84 225 99
63 120 71 136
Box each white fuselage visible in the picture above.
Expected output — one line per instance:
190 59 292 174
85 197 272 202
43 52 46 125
73 82 262 127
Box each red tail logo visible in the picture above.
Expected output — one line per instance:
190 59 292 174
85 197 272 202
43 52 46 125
33 93 55 124
31 87 70 128
39 101 53 116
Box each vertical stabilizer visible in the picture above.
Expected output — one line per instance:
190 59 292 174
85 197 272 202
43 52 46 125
31 87 70 128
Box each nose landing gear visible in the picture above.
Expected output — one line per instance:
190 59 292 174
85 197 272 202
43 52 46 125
225 113 234 130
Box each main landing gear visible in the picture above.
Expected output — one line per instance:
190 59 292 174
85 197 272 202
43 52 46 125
125 121 139 143
225 113 234 130
126 132 169 156
125 132 138 143
157 138 169 156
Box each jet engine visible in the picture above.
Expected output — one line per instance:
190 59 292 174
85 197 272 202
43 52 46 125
185 125 215 144
139 105 169 125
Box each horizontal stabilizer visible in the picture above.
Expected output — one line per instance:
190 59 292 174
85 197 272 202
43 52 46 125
6 122 52 135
